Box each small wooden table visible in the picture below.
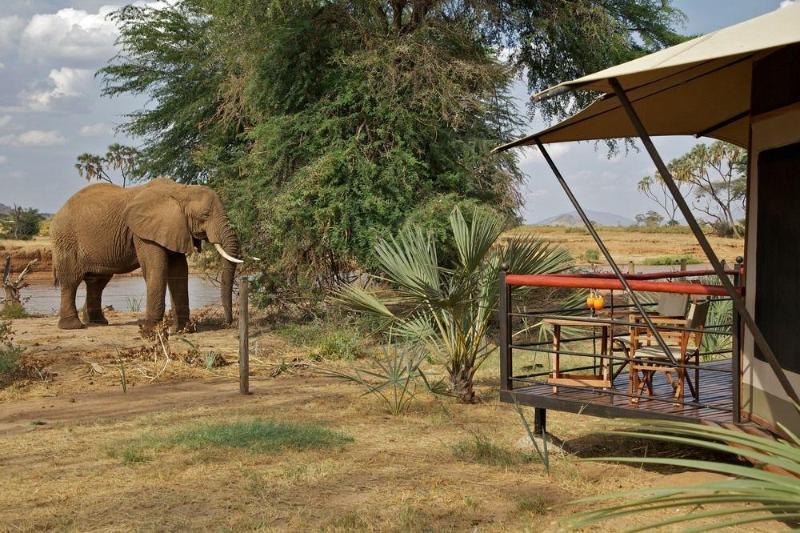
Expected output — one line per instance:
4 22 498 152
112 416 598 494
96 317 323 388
542 317 618 390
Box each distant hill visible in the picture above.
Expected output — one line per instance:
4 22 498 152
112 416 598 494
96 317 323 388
0 203 12 216
536 210 634 227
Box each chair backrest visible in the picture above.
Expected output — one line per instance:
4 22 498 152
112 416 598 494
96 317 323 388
656 293 690 317
686 300 710 329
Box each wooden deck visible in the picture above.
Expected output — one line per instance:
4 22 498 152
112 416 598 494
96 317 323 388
501 359 733 423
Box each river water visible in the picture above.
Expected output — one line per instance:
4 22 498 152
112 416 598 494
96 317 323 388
21 275 221 316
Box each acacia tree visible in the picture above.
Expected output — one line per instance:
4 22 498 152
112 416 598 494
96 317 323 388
99 0 685 297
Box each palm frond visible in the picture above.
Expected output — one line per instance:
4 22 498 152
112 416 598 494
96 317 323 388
374 227 443 301
569 419 800 531
450 206 504 273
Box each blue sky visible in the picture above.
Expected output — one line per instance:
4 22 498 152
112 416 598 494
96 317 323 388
0 1 790 220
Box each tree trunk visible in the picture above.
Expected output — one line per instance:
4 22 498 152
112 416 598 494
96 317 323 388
449 364 476 403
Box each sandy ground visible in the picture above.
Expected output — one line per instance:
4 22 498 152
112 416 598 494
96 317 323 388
0 309 785 531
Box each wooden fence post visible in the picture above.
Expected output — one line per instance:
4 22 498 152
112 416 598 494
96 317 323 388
239 276 250 395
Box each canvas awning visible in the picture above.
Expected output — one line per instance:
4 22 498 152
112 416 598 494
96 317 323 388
495 2 800 151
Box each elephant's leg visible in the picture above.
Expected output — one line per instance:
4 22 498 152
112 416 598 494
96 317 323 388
82 273 112 325
134 238 169 330
58 277 84 330
167 253 190 332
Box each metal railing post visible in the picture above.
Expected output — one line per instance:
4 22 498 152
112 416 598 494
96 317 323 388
499 264 512 391
732 257 743 422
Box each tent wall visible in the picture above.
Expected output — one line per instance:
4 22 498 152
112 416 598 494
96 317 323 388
743 44 800 431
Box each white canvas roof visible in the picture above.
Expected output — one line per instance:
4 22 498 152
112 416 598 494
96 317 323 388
496 3 800 151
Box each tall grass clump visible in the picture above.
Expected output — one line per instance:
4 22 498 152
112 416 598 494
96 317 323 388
569 419 800 530
337 206 572 403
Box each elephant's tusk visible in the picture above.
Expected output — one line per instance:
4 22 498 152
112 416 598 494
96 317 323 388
214 243 244 264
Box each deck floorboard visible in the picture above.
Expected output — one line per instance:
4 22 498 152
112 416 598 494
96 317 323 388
503 359 733 423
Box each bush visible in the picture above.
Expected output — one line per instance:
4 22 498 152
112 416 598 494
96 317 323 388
1 302 28 319
275 320 364 361
0 320 25 384
642 254 701 265
584 249 600 264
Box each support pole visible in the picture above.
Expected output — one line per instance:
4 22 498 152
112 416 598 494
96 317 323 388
534 408 547 435
534 139 686 378
239 276 250 395
610 77 800 406
499 265 512 391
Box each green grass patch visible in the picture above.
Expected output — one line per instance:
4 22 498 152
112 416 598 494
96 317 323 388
275 321 364 361
109 419 353 464
642 254 702 266
452 434 535 466
171 420 353 451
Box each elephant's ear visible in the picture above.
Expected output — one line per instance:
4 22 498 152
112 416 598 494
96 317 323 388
125 188 194 254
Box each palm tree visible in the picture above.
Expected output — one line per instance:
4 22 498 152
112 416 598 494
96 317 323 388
570 420 800 530
75 153 111 184
337 206 572 403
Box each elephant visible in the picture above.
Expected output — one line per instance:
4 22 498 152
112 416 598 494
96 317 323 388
50 177 242 331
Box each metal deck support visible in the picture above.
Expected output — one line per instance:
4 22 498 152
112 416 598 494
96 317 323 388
534 408 547 434
610 77 800 406
499 265 512 392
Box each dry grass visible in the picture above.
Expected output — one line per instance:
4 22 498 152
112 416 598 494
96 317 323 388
505 225 744 266
0 311 785 531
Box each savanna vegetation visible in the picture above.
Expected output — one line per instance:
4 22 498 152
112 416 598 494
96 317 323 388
1 1 778 530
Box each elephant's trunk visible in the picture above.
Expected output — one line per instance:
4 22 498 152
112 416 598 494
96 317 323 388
210 217 241 325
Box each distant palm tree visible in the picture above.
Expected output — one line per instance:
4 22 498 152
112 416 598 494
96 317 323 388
337 206 572 403
75 144 140 188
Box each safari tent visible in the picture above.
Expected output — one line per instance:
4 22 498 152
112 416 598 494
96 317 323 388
495 4 800 435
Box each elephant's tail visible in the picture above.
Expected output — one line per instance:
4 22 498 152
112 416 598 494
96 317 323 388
53 264 59 287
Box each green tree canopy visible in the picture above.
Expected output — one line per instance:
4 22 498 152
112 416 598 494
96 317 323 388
99 0 684 296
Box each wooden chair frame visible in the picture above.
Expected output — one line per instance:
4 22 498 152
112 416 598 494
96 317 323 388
627 305 707 405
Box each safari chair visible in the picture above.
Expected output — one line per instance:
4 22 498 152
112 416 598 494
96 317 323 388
628 300 710 404
611 293 690 364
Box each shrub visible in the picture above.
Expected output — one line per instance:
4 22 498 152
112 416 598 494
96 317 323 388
0 320 25 384
0 302 28 319
642 254 701 266
584 248 600 264
275 320 364 361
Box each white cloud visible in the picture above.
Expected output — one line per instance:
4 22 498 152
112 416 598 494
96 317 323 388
518 143 571 165
20 7 120 63
22 67 95 110
0 130 67 147
79 122 113 137
780 1 796 8
0 156 8 164
0 16 24 54
0 115 11 128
